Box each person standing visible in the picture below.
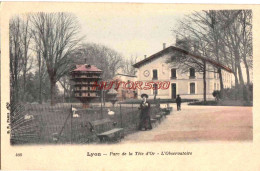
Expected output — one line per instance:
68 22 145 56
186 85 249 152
176 94 182 111
138 93 152 130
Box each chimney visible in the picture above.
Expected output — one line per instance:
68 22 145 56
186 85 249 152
163 43 166 50
144 55 147 59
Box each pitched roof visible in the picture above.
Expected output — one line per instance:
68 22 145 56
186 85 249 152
115 73 137 78
72 64 102 72
133 46 233 73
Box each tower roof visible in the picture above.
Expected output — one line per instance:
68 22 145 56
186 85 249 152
71 64 102 72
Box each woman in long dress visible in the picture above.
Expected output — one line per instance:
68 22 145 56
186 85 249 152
138 94 152 130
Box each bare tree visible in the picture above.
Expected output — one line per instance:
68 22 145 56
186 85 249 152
106 48 124 78
20 16 33 101
219 10 252 100
73 43 123 80
175 11 227 92
30 12 82 105
10 16 23 104
174 10 252 86
59 75 71 102
168 39 211 102
122 55 138 75
238 10 252 85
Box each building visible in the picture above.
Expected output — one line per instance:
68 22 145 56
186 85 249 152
133 45 233 100
70 64 102 108
112 73 137 101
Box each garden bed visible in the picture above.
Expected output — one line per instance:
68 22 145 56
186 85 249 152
188 100 253 106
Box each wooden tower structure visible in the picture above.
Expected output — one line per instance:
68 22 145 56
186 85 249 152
70 64 102 108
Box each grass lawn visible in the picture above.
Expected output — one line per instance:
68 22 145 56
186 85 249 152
188 100 253 106
11 103 160 144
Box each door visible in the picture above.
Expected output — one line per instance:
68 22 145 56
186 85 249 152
171 83 176 99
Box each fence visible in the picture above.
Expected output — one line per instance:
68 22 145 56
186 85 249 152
10 102 160 145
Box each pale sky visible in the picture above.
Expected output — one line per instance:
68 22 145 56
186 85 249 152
75 6 186 62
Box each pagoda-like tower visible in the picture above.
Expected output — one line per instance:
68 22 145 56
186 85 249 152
70 64 102 108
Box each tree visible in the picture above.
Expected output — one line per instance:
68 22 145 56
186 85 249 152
167 39 210 102
173 11 226 93
30 12 82 105
122 55 138 75
10 16 23 105
20 16 33 101
72 43 123 80
10 15 34 104
173 10 253 101
220 10 252 85
219 10 252 101
59 75 71 102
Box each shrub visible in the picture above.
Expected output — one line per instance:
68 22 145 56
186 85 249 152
221 84 253 101
212 90 221 101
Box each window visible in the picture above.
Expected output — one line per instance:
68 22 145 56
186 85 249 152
171 69 177 79
153 69 158 80
214 83 216 90
153 84 158 95
189 68 195 78
127 80 131 88
190 83 195 94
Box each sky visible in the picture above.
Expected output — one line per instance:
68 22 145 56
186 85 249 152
73 5 251 82
75 6 186 62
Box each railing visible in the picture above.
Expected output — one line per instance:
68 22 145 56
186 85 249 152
72 75 101 79
73 89 99 92
74 82 97 85
74 94 99 97
9 102 160 144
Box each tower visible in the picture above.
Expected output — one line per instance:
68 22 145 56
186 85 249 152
70 64 102 108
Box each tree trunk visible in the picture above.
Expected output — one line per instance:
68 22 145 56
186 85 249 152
50 80 56 106
14 62 19 104
243 56 250 85
64 89 66 103
23 68 26 101
203 61 206 103
234 64 239 87
237 62 244 85
234 51 244 85
218 68 224 98
39 72 42 104
38 51 42 104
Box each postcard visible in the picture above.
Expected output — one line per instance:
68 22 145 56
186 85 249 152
1 2 259 171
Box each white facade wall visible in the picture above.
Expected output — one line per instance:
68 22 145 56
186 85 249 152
136 54 233 100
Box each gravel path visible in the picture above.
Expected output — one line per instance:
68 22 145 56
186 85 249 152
121 104 252 142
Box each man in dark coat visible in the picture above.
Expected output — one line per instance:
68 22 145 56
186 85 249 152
176 94 182 111
138 93 152 130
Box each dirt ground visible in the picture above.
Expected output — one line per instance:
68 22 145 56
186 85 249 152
122 104 253 142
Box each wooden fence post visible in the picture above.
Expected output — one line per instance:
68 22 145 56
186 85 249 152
70 105 72 144
120 104 122 127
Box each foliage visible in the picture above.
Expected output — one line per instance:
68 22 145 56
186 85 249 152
212 90 221 101
221 84 253 101
9 13 125 105
212 84 252 103
72 43 124 80
173 10 252 89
